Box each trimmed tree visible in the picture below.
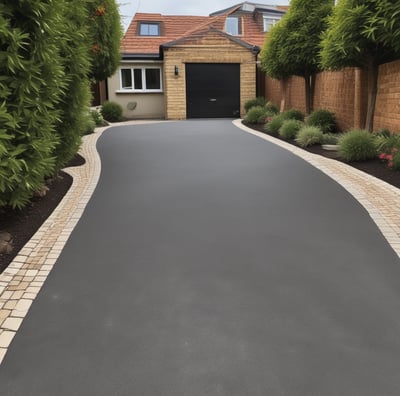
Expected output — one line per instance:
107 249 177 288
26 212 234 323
261 0 334 114
87 0 123 81
53 0 91 169
0 0 65 208
320 0 400 131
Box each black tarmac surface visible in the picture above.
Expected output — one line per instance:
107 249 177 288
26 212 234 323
1 120 400 395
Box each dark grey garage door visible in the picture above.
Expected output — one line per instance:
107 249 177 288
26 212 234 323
186 63 240 118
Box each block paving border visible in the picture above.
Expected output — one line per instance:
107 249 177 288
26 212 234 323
0 119 399 365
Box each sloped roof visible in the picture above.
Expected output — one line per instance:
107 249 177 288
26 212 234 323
121 3 287 57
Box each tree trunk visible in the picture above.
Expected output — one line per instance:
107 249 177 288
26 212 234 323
365 58 379 132
280 77 288 113
304 73 312 115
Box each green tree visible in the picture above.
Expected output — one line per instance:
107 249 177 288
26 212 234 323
87 0 123 81
0 0 65 208
320 0 400 131
261 0 334 114
53 0 91 169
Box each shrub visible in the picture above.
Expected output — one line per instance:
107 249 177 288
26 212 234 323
264 114 284 135
338 129 377 162
296 126 324 148
305 109 337 133
279 120 303 140
265 101 279 115
244 97 266 113
321 133 340 145
244 106 267 124
379 149 400 170
101 101 123 122
83 114 96 135
90 109 108 127
282 108 305 121
374 131 400 153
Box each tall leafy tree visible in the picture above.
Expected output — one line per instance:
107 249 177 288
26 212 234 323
320 0 400 131
261 0 334 114
53 0 91 169
87 0 123 81
0 0 65 208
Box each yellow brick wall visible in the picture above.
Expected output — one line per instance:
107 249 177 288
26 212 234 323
163 35 257 119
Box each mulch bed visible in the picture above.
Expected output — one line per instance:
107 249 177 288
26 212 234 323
244 122 400 190
0 154 85 274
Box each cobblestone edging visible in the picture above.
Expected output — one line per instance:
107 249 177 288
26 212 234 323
235 120 400 259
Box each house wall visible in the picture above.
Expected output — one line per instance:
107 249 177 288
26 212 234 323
163 37 257 119
107 62 165 119
264 59 400 133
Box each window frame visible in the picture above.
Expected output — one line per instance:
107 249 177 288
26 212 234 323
225 16 242 36
119 67 163 93
263 15 281 32
138 22 161 36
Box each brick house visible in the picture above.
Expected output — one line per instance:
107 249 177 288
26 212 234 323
107 2 287 119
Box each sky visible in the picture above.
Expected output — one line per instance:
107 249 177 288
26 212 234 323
118 0 290 31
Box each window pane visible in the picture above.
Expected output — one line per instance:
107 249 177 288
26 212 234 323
139 23 160 36
145 69 161 90
134 69 143 89
121 69 132 89
263 17 279 32
226 17 239 35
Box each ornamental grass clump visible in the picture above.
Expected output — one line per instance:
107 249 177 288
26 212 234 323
321 133 340 145
264 114 284 135
305 109 337 134
338 129 377 162
265 101 279 115
295 126 323 147
244 97 266 113
244 106 267 124
279 119 303 140
281 108 305 122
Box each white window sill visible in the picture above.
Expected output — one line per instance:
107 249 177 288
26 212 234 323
116 90 163 94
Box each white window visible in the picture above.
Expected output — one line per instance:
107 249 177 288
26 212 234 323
263 16 281 32
119 67 162 92
225 17 242 36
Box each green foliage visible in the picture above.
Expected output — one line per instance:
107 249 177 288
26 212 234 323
338 129 377 162
374 131 400 153
281 108 305 121
305 109 337 133
0 0 66 208
244 97 266 113
321 133 340 145
264 114 284 135
90 109 107 127
244 106 267 124
321 0 400 71
101 101 123 122
52 0 91 170
296 126 324 147
265 101 279 115
87 0 123 81
279 120 303 140
392 151 400 171
262 0 334 79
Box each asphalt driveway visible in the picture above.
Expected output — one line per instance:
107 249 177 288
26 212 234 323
1 120 400 395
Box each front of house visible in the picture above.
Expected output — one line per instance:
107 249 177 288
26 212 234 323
107 2 287 119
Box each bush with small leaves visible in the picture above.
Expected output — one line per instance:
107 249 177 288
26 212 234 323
101 101 123 122
338 129 377 162
282 108 305 121
244 106 267 124
296 126 324 148
264 114 284 135
374 131 400 153
306 109 337 134
265 101 279 115
244 97 266 113
279 120 303 140
90 109 108 127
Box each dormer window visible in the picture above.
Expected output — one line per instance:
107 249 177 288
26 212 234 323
263 15 281 32
225 17 242 36
139 22 160 36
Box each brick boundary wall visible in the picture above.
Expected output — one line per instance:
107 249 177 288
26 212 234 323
264 59 400 133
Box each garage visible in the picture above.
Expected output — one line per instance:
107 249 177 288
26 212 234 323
185 63 240 118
